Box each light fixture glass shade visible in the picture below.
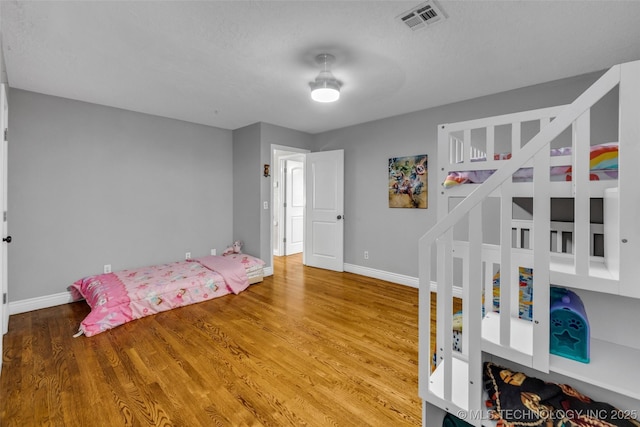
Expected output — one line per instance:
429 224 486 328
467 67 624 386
311 87 340 103
309 54 341 103
310 79 341 103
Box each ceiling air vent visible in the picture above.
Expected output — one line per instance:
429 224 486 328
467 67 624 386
397 1 447 31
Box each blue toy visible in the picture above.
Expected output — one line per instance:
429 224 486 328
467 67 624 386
549 287 590 363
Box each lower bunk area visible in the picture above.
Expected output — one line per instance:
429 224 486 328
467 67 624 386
427 358 640 427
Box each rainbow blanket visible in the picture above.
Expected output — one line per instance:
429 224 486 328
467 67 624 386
443 142 618 188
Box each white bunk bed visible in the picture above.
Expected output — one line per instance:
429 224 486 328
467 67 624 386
419 60 640 426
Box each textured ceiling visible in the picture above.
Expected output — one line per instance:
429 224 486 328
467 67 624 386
3 1 640 134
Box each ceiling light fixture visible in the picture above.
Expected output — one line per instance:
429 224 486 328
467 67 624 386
309 53 341 103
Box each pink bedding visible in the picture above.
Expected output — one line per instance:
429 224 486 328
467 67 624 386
218 252 267 271
195 255 250 294
70 255 263 337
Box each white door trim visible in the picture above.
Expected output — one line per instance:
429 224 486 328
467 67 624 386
270 145 310 266
0 84 8 375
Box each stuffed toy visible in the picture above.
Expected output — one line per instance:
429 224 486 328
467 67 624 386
223 240 243 256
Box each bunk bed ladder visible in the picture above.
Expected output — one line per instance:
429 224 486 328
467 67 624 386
418 61 639 424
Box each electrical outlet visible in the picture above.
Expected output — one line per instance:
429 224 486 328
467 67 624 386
185 252 191 260
263 201 269 209
104 264 112 274
211 248 216 256
364 251 369 260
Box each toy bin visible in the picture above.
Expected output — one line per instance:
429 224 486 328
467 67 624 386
549 287 590 363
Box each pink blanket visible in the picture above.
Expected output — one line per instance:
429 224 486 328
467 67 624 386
71 260 232 336
71 255 261 337
193 255 250 294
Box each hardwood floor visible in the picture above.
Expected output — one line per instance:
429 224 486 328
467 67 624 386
0 254 422 426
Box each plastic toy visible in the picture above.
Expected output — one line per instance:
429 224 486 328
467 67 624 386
549 286 590 363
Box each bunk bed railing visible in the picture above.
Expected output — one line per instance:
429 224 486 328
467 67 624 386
418 63 625 424
425 64 620 245
449 134 488 164
512 219 605 257
445 105 566 169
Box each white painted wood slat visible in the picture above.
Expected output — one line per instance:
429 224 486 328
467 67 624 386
499 180 512 347
532 146 551 372
573 112 590 276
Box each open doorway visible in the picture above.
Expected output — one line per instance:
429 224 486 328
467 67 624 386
270 146 344 273
271 146 310 259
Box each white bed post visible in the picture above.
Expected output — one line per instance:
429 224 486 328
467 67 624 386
439 125 451 205
436 230 454 401
466 205 483 421
532 147 551 372
573 111 591 276
499 180 512 348
618 60 640 298
418 227 431 397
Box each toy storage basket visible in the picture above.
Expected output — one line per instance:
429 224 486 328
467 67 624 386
549 287 590 363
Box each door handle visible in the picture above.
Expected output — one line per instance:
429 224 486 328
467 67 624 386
2 235 11 243
337 215 343 220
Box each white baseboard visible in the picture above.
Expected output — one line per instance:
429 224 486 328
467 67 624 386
343 263 463 298
344 263 419 288
264 266 274 276
9 291 75 315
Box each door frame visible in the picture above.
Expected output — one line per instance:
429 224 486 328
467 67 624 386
0 84 8 374
270 145 310 264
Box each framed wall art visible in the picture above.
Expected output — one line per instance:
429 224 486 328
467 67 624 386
388 154 428 208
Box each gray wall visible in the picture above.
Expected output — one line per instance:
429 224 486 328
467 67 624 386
232 122 314 268
9 89 233 301
232 123 261 260
313 70 615 278
260 123 314 266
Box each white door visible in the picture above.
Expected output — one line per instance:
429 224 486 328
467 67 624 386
305 150 344 271
284 159 304 255
0 84 9 374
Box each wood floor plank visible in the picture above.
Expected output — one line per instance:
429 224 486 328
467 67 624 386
1 254 422 426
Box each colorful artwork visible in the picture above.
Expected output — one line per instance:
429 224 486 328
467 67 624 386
388 154 428 208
